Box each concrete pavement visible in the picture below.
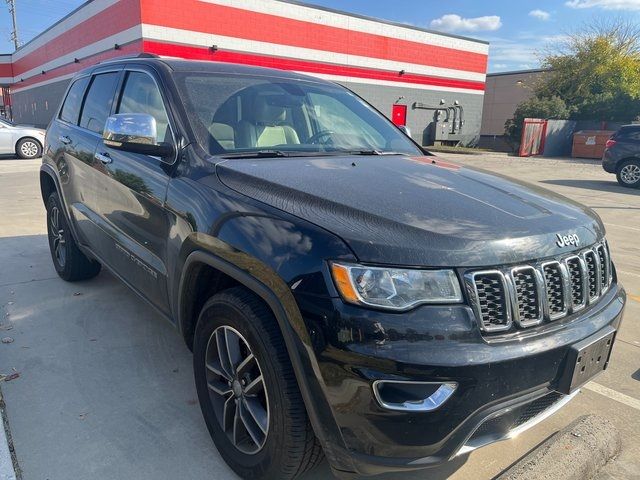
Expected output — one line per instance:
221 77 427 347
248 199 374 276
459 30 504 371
0 155 639 479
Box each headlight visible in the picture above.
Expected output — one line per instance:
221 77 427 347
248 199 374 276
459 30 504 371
330 262 463 310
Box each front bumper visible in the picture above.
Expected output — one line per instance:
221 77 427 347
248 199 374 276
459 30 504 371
294 282 625 476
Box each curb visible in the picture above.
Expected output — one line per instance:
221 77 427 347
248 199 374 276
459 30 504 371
497 414 621 480
0 390 17 480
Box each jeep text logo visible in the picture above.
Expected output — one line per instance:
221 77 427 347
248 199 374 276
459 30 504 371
556 233 580 248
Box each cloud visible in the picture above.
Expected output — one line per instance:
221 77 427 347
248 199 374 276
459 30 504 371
493 63 509 68
529 9 551 20
487 37 540 65
565 0 640 10
429 14 502 32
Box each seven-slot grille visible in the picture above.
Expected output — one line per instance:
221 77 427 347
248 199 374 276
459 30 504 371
468 241 612 333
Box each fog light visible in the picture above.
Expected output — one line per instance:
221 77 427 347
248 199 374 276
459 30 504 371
373 381 457 412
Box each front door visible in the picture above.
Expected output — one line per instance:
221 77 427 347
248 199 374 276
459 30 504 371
91 68 175 315
0 121 13 154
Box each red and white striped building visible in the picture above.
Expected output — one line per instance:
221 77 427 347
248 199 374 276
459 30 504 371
0 0 489 145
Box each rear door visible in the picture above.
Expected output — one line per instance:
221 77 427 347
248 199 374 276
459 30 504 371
90 66 175 314
61 68 122 248
46 71 121 247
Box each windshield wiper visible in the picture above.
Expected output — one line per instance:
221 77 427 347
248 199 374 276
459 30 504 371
340 150 410 156
219 149 289 159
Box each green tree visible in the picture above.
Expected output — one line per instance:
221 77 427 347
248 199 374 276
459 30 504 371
504 96 570 147
538 19 640 120
505 19 640 147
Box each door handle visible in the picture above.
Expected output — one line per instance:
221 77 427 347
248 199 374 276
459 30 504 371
59 135 71 145
95 152 112 164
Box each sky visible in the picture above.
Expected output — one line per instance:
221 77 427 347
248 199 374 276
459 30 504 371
1 0 640 72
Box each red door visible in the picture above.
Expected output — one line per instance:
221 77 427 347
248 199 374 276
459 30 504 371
391 104 407 126
519 118 547 157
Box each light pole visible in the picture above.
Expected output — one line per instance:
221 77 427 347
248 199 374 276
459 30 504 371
6 0 19 51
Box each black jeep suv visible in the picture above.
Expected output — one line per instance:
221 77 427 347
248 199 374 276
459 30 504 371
41 56 625 479
602 124 640 188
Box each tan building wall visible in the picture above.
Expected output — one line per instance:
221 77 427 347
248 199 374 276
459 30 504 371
481 69 547 136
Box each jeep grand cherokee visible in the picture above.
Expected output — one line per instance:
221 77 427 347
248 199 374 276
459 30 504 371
40 56 626 479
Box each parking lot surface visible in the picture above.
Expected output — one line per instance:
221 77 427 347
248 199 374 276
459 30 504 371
1 153 639 480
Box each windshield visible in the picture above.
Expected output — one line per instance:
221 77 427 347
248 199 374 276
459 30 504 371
175 73 421 157
0 117 15 127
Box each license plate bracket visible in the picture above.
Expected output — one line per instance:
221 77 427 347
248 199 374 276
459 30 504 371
556 326 616 395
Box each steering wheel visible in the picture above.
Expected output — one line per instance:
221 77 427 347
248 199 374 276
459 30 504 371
307 130 335 145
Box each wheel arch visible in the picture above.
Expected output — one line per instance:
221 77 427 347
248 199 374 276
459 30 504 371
16 136 43 154
177 250 309 353
617 157 640 170
40 166 57 205
177 249 353 472
39 164 82 244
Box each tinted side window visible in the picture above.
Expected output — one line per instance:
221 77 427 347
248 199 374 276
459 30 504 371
624 130 640 141
117 71 171 143
59 77 90 124
79 72 119 134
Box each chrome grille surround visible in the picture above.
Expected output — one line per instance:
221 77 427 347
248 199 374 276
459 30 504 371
509 266 544 328
468 270 512 333
595 242 612 293
566 255 587 312
540 261 569 321
466 241 612 334
583 250 600 302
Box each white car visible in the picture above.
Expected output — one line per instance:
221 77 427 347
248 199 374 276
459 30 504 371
0 117 46 159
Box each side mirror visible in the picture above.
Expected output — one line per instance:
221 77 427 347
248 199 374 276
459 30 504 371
103 113 174 159
398 125 412 137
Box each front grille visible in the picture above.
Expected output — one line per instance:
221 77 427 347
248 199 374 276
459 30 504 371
543 262 565 318
468 242 612 334
512 267 542 326
584 251 599 300
566 257 585 309
596 243 611 291
473 273 510 332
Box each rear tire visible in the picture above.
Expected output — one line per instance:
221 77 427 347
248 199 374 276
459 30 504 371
616 159 640 188
16 138 42 159
46 192 101 281
193 287 323 479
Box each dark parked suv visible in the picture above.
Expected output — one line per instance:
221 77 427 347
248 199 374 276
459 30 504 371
602 124 640 188
41 55 625 479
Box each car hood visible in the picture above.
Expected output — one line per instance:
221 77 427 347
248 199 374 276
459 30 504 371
216 155 605 267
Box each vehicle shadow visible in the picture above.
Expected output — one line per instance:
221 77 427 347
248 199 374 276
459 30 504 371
307 454 468 479
540 179 640 196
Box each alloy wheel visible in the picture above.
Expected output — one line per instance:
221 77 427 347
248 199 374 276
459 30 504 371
620 163 640 184
205 325 269 455
49 206 66 267
20 140 39 158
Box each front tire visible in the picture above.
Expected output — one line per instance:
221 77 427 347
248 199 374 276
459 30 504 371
616 159 640 188
46 192 101 281
16 138 42 159
193 287 323 479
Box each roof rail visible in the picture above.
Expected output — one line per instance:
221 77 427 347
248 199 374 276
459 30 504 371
96 52 161 65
